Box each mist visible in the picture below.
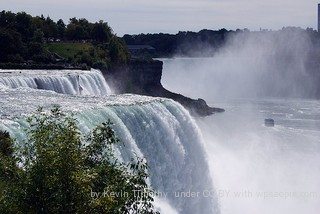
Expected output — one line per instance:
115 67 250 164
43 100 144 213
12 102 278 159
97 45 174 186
197 102 320 214
161 29 320 214
162 28 319 102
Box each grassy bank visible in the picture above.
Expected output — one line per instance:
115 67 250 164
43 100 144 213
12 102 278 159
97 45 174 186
46 42 94 59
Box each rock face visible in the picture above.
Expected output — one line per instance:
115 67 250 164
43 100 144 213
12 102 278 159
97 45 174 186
104 59 224 117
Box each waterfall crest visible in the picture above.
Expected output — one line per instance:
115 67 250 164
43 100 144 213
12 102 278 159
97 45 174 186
0 69 111 95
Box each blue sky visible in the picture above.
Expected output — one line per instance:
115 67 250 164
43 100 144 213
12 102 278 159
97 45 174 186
1 0 318 35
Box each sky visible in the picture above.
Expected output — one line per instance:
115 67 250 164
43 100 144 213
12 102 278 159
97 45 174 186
1 0 318 35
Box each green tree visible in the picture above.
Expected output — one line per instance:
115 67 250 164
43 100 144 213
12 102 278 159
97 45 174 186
0 107 159 214
66 23 87 40
15 12 34 41
28 42 44 57
57 19 66 39
109 36 130 64
66 18 91 40
0 29 24 62
0 130 21 213
91 21 112 42
0 11 16 29
42 16 58 38
32 29 44 43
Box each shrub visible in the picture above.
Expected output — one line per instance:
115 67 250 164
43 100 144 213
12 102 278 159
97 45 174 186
92 60 109 70
0 107 159 214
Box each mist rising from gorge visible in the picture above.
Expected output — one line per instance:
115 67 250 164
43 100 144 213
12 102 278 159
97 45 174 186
162 28 320 101
161 28 320 214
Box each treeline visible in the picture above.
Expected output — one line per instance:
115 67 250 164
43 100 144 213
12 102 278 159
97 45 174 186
123 29 235 57
0 11 129 68
123 27 319 57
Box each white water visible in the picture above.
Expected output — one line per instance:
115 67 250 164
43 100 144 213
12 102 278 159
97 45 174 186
162 58 320 214
0 69 111 95
0 70 218 214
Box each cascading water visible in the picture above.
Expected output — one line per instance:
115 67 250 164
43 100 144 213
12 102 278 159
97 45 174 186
0 70 219 214
0 69 111 95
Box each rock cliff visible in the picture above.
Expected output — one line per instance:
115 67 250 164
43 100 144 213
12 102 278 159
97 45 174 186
104 59 224 116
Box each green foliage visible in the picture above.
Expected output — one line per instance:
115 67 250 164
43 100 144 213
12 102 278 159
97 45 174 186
91 21 112 42
66 18 91 40
15 12 34 42
42 17 58 38
0 130 21 213
0 10 130 66
92 60 109 70
0 131 14 157
66 23 85 40
28 42 44 56
0 107 159 214
56 19 66 38
76 52 94 66
0 28 24 62
109 36 130 64
32 29 44 43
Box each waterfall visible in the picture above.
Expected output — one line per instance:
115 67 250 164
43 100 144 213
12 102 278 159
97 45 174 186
0 69 111 96
77 101 218 214
0 69 219 213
